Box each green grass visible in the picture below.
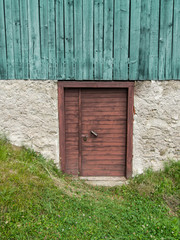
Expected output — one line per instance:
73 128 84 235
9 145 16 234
0 137 179 240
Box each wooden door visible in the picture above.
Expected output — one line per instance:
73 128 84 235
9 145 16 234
64 88 128 177
81 88 127 176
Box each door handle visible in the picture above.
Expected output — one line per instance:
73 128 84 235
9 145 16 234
90 130 98 137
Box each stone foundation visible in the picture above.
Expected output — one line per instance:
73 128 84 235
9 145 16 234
133 80 180 174
0 80 179 175
0 80 59 165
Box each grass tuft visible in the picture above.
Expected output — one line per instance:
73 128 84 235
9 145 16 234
0 137 179 239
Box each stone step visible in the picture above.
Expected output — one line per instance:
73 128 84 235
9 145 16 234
79 176 127 187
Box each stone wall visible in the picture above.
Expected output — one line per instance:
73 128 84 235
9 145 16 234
0 80 179 175
0 80 59 166
133 80 180 175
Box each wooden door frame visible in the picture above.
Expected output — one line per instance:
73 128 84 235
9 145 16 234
58 81 134 178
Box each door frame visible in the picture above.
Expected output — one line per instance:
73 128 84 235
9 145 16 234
58 81 134 178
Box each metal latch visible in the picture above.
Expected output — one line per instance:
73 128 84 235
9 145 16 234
90 130 98 137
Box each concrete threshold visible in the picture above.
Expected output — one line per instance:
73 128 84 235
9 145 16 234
79 176 127 187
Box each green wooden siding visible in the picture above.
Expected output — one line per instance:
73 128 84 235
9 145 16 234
0 0 179 80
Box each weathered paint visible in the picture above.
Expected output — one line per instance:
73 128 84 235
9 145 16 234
40 0 49 79
172 0 180 80
159 0 173 80
94 0 103 80
103 0 113 80
114 0 129 80
28 0 41 79
0 0 180 80
74 0 83 80
4 0 15 79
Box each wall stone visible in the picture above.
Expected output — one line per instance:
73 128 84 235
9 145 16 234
133 80 180 175
0 80 59 166
0 80 179 175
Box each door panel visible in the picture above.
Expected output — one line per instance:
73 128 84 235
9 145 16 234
64 89 79 175
81 88 127 176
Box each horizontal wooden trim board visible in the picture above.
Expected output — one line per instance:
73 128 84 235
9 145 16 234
84 160 125 165
81 116 127 121
81 141 126 146
82 155 126 161
58 81 134 178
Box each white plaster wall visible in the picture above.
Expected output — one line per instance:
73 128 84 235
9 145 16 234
0 80 179 175
133 80 180 175
0 80 59 166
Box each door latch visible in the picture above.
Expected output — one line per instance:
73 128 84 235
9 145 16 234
90 130 98 137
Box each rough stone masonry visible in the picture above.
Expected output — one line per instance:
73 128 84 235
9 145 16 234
0 80 179 175
0 80 59 165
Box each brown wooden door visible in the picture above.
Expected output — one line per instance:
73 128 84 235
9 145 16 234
64 88 127 177
81 88 127 176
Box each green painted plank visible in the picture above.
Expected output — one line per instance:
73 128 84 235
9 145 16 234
159 0 173 80
28 0 41 79
4 0 14 79
103 0 113 80
172 0 180 80
40 0 49 79
94 0 103 80
56 0 65 80
74 0 83 80
12 0 22 79
113 0 121 80
48 0 56 79
1 0 179 81
83 0 93 80
149 0 159 80
114 0 129 80
20 0 29 79
0 0 7 79
119 0 129 80
64 0 74 79
129 0 141 80
139 0 151 80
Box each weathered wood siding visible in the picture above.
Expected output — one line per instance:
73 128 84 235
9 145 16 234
0 0 179 80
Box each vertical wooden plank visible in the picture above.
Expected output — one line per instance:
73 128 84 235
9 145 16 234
149 0 159 80
113 0 121 80
83 0 93 80
119 0 129 80
20 0 29 79
58 83 66 172
94 0 103 80
40 0 49 79
172 0 180 80
129 0 141 80
114 0 129 80
56 0 65 80
103 0 113 80
159 0 173 80
78 89 82 175
64 0 74 79
28 0 41 79
74 0 83 80
0 0 7 79
139 0 151 80
126 84 134 178
48 0 56 79
4 0 14 79
12 0 22 79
